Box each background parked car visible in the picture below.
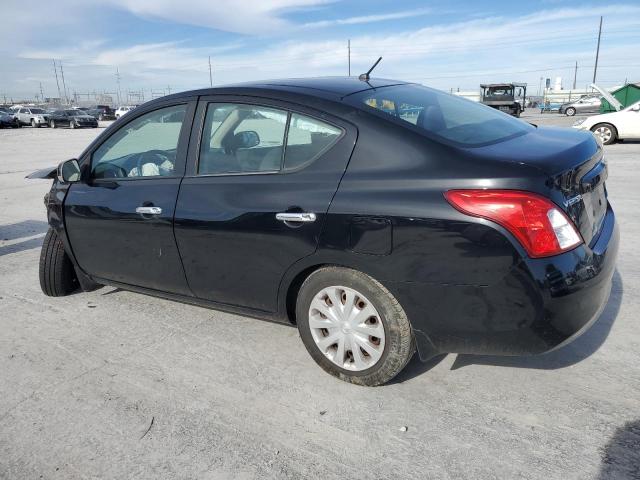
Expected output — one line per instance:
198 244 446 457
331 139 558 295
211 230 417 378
0 109 20 128
559 95 602 116
115 105 136 118
85 105 116 121
49 109 99 129
15 107 50 127
573 99 640 144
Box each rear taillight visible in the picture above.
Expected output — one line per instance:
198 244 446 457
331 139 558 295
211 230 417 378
444 189 582 258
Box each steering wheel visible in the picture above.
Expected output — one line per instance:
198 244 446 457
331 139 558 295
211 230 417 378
136 150 170 176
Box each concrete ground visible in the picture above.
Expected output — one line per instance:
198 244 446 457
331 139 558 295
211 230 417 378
1 114 639 479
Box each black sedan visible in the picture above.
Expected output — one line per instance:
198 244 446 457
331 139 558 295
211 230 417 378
49 109 98 129
28 77 618 386
85 106 116 121
0 109 20 128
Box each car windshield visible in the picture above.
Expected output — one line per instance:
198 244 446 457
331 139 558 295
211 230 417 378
31 108 46 114
66 110 84 116
348 84 533 147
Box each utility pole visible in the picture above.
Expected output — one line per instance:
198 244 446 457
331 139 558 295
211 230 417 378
52 59 62 101
593 16 603 84
573 61 578 90
167 85 171 95
39 82 44 103
59 61 68 104
348 39 351 76
538 76 543 97
208 56 213 87
115 68 122 105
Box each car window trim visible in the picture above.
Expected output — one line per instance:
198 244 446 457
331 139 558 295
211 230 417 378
191 98 345 178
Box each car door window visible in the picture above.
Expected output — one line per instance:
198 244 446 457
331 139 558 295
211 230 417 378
284 113 342 170
91 104 187 179
198 103 287 175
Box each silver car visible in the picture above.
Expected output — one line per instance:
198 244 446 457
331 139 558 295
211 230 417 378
559 96 602 116
15 107 50 127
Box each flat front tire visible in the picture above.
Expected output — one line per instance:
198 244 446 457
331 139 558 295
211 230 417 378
296 266 415 386
39 228 77 297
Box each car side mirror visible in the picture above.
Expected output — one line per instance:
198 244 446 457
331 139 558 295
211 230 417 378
233 130 260 149
57 158 81 183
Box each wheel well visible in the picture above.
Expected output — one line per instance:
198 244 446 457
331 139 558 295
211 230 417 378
285 264 331 325
592 122 616 130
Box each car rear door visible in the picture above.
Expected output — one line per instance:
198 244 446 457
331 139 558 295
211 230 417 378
64 99 197 294
173 96 356 312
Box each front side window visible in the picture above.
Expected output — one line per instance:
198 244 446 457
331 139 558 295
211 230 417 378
349 84 534 147
199 103 287 175
91 104 186 179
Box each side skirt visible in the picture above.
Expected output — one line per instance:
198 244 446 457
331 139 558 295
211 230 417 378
91 276 292 326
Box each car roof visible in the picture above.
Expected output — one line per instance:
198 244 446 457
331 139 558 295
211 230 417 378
154 77 412 104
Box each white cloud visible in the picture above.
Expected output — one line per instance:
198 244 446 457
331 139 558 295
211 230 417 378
303 8 432 28
107 0 335 34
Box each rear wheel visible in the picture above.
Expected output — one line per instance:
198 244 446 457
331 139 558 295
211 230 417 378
39 228 78 297
50 120 56 128
69 120 76 129
565 107 576 116
296 267 415 386
591 123 617 145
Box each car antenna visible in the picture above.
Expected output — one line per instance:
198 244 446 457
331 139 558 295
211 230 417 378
359 57 382 82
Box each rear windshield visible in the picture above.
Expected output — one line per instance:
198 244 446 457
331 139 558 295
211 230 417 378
348 84 533 147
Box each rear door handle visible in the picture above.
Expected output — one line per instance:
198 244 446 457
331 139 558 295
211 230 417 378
136 206 162 215
275 212 316 223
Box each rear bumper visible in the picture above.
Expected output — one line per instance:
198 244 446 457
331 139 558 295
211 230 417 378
392 206 619 360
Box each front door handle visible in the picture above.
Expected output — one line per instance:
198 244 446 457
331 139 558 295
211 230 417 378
275 212 316 223
136 206 162 215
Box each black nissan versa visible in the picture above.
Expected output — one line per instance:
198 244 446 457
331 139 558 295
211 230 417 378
29 77 619 386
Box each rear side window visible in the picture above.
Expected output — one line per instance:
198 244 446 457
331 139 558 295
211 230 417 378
198 104 342 175
284 114 342 170
199 103 287 175
349 84 533 147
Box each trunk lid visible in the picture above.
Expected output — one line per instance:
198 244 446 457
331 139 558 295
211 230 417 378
467 126 609 247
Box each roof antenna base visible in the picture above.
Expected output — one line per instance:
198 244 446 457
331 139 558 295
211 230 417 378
359 57 382 82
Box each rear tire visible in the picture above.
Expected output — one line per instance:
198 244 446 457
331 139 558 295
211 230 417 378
591 123 617 145
296 266 415 386
39 228 78 297
69 121 76 129
50 120 56 128
565 107 576 116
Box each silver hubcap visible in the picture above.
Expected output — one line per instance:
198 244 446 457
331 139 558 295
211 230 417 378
308 286 385 371
594 126 612 143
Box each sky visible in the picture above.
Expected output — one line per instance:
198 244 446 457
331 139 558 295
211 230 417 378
1 0 639 102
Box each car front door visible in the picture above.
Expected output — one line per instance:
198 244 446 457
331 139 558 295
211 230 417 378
617 103 640 138
64 100 196 294
174 98 356 312
17 108 27 124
